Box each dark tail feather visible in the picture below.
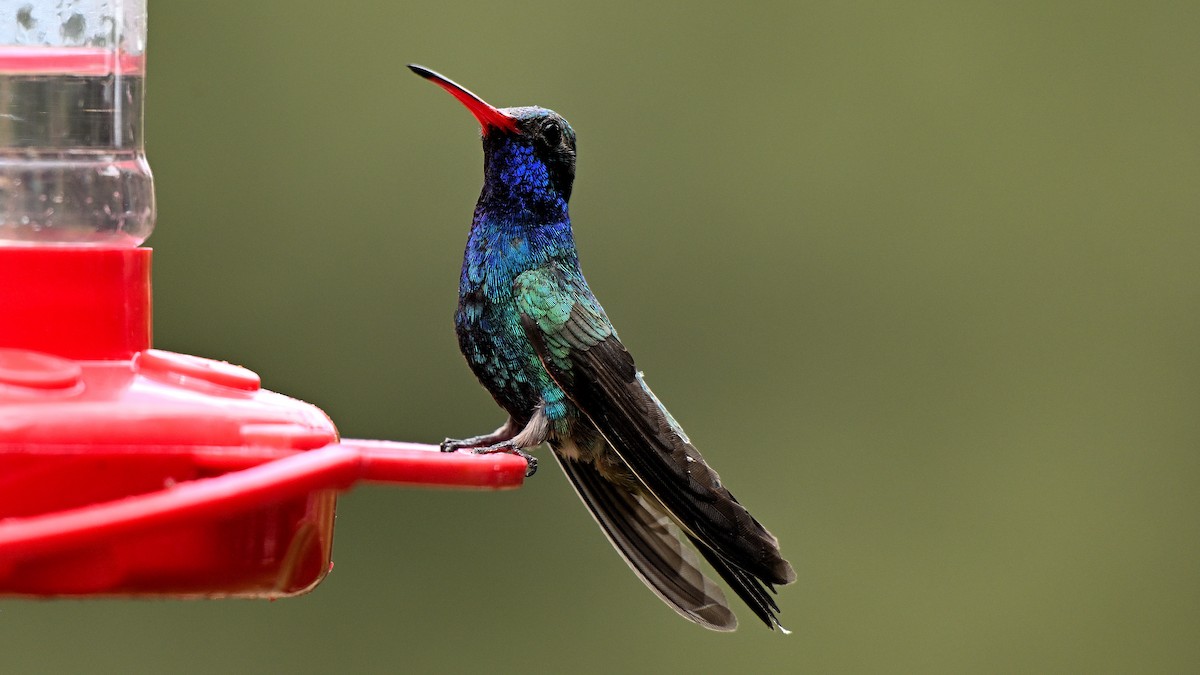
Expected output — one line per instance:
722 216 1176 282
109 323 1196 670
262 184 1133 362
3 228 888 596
554 449 737 631
558 337 796 586
689 535 790 633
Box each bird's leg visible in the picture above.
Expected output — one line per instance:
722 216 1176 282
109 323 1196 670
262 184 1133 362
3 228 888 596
456 406 551 477
442 420 538 477
440 418 520 453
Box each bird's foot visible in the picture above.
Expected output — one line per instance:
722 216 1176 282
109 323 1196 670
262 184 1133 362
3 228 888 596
440 435 498 453
473 443 538 477
440 437 472 453
440 427 516 453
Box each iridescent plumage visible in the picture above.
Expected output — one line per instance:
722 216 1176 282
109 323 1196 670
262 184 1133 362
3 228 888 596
410 66 795 631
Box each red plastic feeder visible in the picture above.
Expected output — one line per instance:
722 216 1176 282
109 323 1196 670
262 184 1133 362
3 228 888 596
0 246 525 598
0 8 525 598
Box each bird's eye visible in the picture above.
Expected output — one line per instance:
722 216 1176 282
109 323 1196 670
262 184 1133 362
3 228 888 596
542 120 562 147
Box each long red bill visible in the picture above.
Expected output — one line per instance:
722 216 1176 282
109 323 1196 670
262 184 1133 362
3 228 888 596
408 64 521 136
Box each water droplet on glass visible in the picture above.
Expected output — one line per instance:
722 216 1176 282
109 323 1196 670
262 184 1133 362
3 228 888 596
60 13 86 43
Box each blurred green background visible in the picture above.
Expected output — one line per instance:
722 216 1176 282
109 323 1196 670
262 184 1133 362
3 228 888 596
4 1 1199 672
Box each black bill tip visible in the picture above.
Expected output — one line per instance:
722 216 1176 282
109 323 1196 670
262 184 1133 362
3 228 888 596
407 64 435 79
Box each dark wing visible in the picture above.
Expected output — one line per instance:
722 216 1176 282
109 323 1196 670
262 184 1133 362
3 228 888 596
515 265 796 628
554 449 737 631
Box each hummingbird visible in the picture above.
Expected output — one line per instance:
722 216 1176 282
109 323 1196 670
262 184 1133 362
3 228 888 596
409 65 796 631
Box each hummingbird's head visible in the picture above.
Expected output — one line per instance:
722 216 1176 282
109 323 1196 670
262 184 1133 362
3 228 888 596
409 65 577 208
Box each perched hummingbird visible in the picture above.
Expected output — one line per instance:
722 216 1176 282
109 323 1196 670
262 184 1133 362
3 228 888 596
409 65 796 631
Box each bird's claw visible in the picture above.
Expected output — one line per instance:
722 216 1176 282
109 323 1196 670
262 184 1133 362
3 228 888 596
441 438 537 476
473 443 538 477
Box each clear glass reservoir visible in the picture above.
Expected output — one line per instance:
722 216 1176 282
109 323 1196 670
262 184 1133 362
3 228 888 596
0 0 153 246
